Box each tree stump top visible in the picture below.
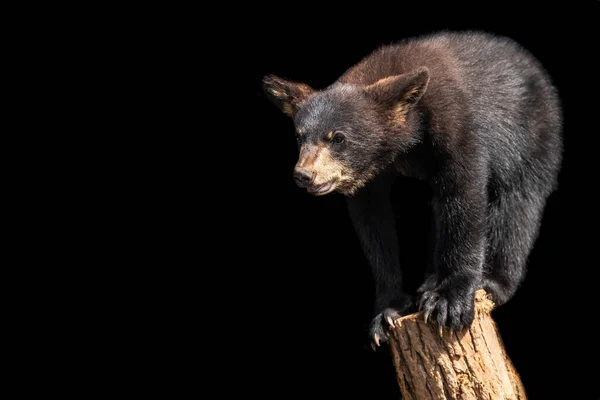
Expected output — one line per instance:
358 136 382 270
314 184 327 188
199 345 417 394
388 290 526 400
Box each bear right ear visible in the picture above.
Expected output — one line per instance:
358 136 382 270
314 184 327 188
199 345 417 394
263 75 315 118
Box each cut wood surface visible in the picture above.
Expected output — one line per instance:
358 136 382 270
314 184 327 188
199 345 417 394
388 290 526 399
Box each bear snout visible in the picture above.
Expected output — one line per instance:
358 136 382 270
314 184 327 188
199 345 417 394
293 167 315 187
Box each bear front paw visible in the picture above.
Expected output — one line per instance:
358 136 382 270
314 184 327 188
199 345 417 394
418 280 476 330
369 308 402 350
369 298 414 351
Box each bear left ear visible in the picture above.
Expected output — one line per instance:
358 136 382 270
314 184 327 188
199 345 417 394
364 67 430 123
263 75 315 118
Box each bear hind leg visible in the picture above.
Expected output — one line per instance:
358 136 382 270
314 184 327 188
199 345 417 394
483 187 549 305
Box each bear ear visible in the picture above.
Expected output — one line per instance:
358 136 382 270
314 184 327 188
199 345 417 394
263 75 315 118
364 67 430 124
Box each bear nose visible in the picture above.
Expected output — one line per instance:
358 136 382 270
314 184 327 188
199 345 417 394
293 167 314 187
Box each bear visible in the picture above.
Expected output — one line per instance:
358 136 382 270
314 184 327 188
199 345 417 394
263 31 562 348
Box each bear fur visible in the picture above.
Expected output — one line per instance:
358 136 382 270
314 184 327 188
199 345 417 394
263 31 562 347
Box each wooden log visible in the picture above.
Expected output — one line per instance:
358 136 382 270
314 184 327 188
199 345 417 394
388 290 526 399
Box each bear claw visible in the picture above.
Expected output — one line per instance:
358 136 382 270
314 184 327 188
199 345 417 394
386 316 395 327
368 304 413 351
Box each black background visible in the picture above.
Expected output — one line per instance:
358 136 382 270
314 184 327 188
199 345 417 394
234 4 600 399
153 4 600 399
26 3 600 398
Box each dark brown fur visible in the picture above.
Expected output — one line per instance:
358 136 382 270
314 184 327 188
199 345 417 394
263 31 562 347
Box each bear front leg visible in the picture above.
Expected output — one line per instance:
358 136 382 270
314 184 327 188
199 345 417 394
347 179 413 350
418 173 487 330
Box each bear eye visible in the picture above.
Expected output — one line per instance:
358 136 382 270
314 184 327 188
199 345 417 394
332 132 345 144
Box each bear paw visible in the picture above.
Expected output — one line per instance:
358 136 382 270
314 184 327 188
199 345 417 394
418 277 476 330
369 299 413 351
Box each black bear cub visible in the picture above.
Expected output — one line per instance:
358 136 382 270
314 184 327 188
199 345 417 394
264 31 562 348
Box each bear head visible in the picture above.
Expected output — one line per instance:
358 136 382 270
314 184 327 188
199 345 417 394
263 68 429 196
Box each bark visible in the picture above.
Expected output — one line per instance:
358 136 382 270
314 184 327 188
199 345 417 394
388 290 526 399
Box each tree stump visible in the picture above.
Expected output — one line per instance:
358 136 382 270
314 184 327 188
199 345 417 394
388 290 526 399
